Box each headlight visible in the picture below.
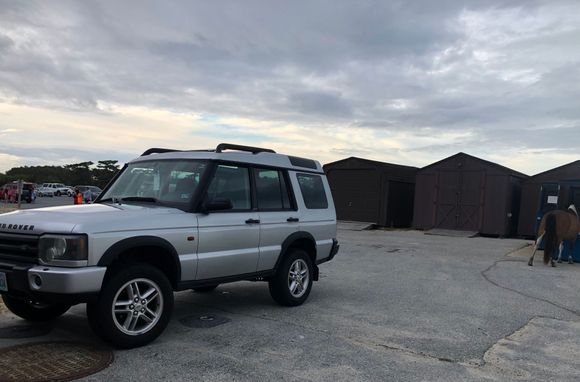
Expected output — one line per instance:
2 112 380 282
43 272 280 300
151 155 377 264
39 235 88 266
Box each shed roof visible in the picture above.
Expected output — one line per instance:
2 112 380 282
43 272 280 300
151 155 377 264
526 160 580 181
418 152 528 178
323 156 418 171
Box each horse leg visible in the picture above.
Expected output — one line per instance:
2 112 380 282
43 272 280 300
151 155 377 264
528 234 544 266
553 241 564 267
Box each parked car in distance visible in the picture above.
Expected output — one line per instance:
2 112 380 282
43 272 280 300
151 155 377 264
0 182 34 203
74 185 102 202
36 185 55 197
0 184 7 199
41 183 71 197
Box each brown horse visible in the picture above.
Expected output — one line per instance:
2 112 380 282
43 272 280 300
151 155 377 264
528 205 580 267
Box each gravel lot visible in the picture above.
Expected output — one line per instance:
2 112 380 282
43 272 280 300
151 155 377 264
1 223 580 381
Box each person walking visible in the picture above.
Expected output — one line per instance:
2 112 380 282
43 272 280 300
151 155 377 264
83 188 92 203
74 189 83 205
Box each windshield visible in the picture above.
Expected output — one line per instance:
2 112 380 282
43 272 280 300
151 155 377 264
99 160 208 210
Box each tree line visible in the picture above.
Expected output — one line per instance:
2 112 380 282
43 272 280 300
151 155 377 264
0 160 121 189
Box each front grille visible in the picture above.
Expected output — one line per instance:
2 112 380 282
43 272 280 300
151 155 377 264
0 233 39 263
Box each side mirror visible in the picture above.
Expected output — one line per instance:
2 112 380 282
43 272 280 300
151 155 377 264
202 198 233 213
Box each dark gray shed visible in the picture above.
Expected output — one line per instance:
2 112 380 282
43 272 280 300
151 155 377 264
323 157 417 227
517 160 580 238
413 153 528 236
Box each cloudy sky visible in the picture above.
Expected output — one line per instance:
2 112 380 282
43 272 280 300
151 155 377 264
0 0 579 175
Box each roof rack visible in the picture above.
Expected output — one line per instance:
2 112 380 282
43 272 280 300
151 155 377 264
141 143 276 157
215 143 275 154
141 148 181 156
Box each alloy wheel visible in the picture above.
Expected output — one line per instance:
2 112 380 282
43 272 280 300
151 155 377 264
111 278 164 336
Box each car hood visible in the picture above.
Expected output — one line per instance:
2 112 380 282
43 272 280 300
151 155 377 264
0 203 194 235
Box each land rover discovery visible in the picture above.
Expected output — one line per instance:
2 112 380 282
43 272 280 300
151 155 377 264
0 144 339 348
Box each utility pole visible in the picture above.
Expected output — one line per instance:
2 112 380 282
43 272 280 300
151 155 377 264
17 179 22 209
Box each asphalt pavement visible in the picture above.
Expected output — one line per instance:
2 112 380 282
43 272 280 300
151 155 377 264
1 225 580 381
13 195 73 209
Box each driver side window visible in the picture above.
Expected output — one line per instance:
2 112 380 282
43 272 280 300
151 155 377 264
206 165 251 210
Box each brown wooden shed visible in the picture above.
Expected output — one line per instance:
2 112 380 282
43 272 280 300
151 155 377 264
517 160 580 238
323 157 417 227
413 153 528 236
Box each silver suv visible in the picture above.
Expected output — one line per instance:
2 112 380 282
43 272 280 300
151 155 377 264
40 183 71 197
0 144 339 348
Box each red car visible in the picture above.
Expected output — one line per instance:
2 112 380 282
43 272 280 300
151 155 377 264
1 182 34 203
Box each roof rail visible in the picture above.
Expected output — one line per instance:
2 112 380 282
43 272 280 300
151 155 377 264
141 148 181 156
215 143 276 154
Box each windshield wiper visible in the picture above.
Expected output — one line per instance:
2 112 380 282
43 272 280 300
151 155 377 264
120 196 158 203
97 196 158 204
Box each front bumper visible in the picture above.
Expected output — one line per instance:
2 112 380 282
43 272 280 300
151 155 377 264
27 266 106 294
0 261 105 304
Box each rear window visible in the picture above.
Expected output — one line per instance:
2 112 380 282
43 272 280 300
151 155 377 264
254 168 293 210
296 174 328 209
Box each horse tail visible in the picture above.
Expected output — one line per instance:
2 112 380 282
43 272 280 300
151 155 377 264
543 213 557 264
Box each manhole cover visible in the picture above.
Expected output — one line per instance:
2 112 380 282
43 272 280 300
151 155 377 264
0 324 52 339
179 314 231 328
0 342 113 382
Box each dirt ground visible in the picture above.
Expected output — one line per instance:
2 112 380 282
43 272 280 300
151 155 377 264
0 206 17 214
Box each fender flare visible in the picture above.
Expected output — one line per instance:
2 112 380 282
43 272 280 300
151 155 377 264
275 231 318 273
98 236 182 284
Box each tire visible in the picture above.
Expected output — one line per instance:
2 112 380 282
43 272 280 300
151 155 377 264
192 285 218 293
268 249 313 306
55 191 61 196
86 264 174 349
2 295 70 322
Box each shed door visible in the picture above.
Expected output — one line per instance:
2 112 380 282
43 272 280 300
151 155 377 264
457 171 484 231
386 180 414 228
435 171 459 229
435 170 484 231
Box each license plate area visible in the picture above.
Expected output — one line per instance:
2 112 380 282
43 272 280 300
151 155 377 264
0 272 7 292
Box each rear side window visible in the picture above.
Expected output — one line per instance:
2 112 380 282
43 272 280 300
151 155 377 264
254 168 293 210
296 174 328 209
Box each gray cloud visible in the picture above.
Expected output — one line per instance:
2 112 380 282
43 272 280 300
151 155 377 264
0 0 579 172
286 91 353 119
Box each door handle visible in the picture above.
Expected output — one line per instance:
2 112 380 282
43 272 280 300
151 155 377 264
287 217 299 222
245 219 260 224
